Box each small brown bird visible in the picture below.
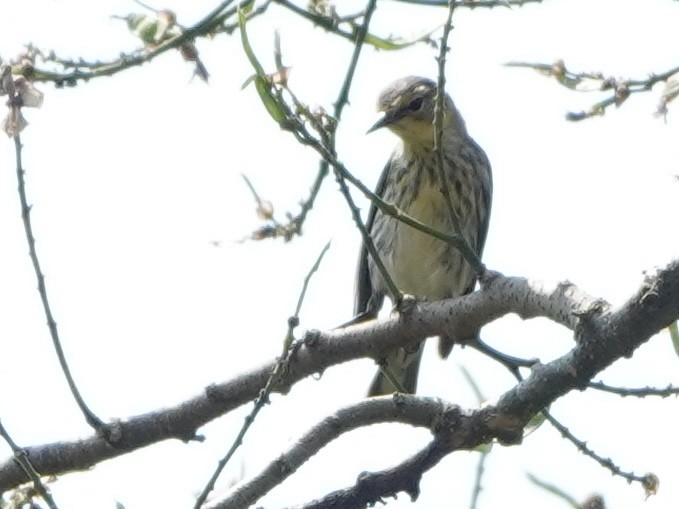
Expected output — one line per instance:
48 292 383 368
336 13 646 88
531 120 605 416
354 76 492 396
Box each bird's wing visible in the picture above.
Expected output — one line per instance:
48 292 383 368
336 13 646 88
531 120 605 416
462 141 493 296
440 142 493 357
353 157 393 318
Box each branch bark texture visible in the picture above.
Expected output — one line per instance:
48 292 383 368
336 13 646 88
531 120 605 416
0 262 676 499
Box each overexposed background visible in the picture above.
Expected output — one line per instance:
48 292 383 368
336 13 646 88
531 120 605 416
0 0 677 507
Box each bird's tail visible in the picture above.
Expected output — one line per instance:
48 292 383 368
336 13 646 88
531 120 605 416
368 343 424 396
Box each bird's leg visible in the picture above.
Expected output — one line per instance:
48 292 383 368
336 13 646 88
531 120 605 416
478 268 503 289
393 293 420 318
391 294 425 354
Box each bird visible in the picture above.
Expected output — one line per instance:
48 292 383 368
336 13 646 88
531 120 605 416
354 75 493 396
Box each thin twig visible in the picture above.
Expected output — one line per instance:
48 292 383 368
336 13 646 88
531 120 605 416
525 473 581 509
506 60 679 120
266 0 402 301
469 449 488 509
193 242 331 508
394 0 543 6
241 173 283 231
432 2 484 273
0 263 676 494
434 1 463 235
460 364 490 509
283 111 477 263
287 241 332 348
13 135 105 432
479 333 651 487
30 0 242 84
0 420 59 509
337 165 402 304
467 337 538 378
132 0 161 14
588 381 679 398
273 0 378 49
542 410 648 485
433 3 482 273
282 0 379 239
326 0 404 301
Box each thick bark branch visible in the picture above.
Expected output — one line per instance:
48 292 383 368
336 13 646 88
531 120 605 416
0 262 676 497
210 261 679 508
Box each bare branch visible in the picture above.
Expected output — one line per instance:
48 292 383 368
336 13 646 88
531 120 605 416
206 262 679 508
543 411 648 484
194 242 331 507
506 60 679 120
394 0 544 6
0 420 58 509
588 381 679 397
13 134 105 433
0 262 676 496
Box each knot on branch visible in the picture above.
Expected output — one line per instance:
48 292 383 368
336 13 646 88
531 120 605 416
431 402 462 435
302 328 321 347
479 407 526 446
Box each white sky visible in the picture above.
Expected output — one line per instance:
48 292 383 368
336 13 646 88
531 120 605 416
0 0 678 508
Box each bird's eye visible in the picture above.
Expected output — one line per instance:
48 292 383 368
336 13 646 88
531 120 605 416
407 97 424 111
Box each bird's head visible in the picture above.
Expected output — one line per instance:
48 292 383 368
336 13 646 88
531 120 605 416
368 76 465 151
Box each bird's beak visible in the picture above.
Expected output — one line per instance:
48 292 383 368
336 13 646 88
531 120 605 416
367 109 400 134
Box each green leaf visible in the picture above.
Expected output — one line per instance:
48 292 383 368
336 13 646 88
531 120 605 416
524 409 547 436
238 8 265 78
241 74 256 90
238 8 286 123
473 442 493 454
526 473 580 509
459 365 485 404
363 27 439 50
255 76 286 123
669 321 679 356
240 0 256 15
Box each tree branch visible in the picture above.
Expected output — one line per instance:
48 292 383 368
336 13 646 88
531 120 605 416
208 262 679 508
0 261 676 495
506 60 679 120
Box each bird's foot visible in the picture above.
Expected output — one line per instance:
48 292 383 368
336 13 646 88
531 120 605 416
479 268 503 289
393 293 420 319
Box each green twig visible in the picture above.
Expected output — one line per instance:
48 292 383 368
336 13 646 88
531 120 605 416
289 116 477 269
239 2 480 287
334 156 403 303
325 0 407 302
282 0 379 239
526 473 580 509
433 2 468 257
333 0 377 120
274 0 435 50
